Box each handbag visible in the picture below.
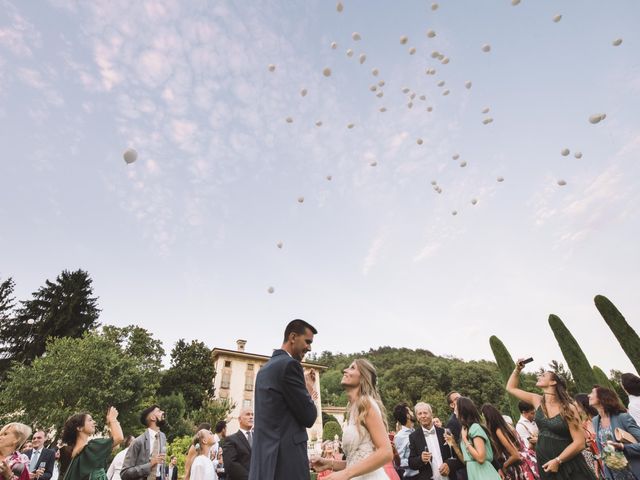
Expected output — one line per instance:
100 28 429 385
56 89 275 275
615 427 637 444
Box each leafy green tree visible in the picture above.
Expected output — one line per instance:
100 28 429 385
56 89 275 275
167 436 193 474
489 336 522 422
0 332 151 437
323 421 342 441
0 270 100 366
548 315 597 393
189 398 234 427
0 277 17 375
595 295 640 374
159 340 215 413
157 393 193 441
609 369 629 405
322 411 339 426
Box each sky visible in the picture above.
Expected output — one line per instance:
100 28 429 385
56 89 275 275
1 0 639 375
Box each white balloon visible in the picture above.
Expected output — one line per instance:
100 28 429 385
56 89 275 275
612 38 623 46
331 41 338 49
370 161 378 167
402 87 410 94
323 67 332 77
426 106 433 112
482 117 494 125
442 89 450 96
268 286 275 294
379 107 387 112
437 80 445 87
561 148 570 156
297 196 305 203
409 47 416 55
557 179 567 186
372 68 379 76
407 101 414 109
431 180 437 185
300 88 308 97
316 121 323 127
431 51 440 59
574 151 583 159
465 80 472 89
427 29 436 38
352 32 361 41
481 107 490 114
277 241 283 249
370 84 377 92
431 3 439 10
123 148 138 164
451 210 458 216
359 53 367 64
326 175 332 181
286 116 293 123
436 187 442 194
409 92 416 99
347 123 355 129
471 198 478 205
452 153 460 160
376 91 384 98
346 49 354 57
419 95 426 101
512 0 521 5
336 1 343 12
441 57 450 64
460 161 467 167
425 67 436 75
268 64 276 72
417 138 424 145
378 80 385 87
481 44 491 52
553 14 562 23
400 35 408 45
589 113 606 124
497 176 504 182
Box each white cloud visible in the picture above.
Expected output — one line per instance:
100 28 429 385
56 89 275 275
363 236 384 275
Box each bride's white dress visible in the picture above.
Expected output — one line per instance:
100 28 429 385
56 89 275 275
341 402 388 480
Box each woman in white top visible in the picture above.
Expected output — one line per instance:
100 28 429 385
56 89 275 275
621 373 640 425
189 429 215 480
107 436 134 480
313 359 393 480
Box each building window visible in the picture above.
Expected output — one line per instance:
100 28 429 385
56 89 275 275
221 370 231 389
243 399 252 408
244 370 254 391
220 389 228 399
247 363 254 371
224 361 232 367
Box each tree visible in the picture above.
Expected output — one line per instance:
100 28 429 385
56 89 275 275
157 393 193 441
0 332 152 437
489 336 522 422
167 436 193 474
0 270 100 366
595 295 640 374
159 340 215 413
189 398 234 427
323 421 342 441
548 315 597 393
0 277 17 375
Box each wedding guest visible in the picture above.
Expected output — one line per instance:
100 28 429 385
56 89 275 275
515 402 538 452
447 397 500 480
408 402 455 480
312 359 393 479
507 360 595 479
0 423 32 480
121 405 166 480
393 403 418 479
61 407 123 480
574 394 602 478
589 385 640 479
480 404 538 479
190 430 215 480
107 436 134 480
183 423 211 480
24 431 55 480
433 418 443 429
445 391 467 480
317 442 337 479
620 373 640 425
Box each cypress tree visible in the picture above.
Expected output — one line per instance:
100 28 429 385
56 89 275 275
489 335 521 421
594 295 640 374
548 314 597 393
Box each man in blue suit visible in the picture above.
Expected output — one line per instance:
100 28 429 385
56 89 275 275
249 319 318 480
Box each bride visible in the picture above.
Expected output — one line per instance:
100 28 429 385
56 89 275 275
313 359 393 480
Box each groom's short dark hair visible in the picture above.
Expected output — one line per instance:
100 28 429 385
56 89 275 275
283 319 317 342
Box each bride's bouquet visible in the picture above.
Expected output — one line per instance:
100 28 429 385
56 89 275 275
601 442 629 471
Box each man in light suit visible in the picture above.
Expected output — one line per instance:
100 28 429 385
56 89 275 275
249 319 319 480
24 431 55 480
121 405 167 480
222 408 254 480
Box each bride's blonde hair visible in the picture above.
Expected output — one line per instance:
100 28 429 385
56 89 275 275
346 358 388 435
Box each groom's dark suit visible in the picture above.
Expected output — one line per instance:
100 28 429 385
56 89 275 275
408 426 458 480
248 349 317 480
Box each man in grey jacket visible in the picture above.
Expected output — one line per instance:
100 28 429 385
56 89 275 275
121 405 167 480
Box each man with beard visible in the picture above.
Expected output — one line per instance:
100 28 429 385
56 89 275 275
122 405 168 480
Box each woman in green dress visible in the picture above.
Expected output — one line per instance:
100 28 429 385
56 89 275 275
507 359 596 479
447 397 501 480
61 407 123 480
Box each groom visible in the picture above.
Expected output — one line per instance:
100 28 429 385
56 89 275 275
249 319 318 480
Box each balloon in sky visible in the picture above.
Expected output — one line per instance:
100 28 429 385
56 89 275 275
553 14 562 23
123 148 138 164
612 38 623 46
323 67 332 77
589 113 606 124
268 64 276 72
561 148 570 156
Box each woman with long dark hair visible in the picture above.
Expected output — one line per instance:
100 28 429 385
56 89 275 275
589 386 640 480
507 360 595 479
575 393 603 478
60 407 123 480
446 397 500 480
481 404 538 480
